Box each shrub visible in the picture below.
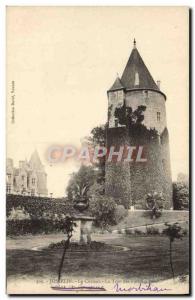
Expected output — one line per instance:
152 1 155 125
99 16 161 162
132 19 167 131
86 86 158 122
125 228 134 235
173 182 189 210
145 192 164 219
89 195 116 229
146 226 160 235
134 228 143 235
6 218 67 236
6 194 74 219
114 205 128 224
182 228 188 236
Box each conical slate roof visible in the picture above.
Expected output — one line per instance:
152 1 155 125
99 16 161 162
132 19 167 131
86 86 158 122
121 46 159 91
29 150 44 171
108 76 124 92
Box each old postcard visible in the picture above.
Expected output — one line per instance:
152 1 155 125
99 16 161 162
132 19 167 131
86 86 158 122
6 6 190 295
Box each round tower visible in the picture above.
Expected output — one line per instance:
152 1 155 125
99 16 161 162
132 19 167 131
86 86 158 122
105 40 172 209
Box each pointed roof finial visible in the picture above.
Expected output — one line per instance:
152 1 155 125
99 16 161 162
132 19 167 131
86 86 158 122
116 72 119 78
133 38 136 48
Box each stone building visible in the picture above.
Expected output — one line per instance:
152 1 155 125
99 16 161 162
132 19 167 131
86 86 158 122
6 150 48 197
105 40 172 209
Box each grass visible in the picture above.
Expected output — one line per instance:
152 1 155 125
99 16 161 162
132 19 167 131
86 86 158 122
112 210 189 231
7 235 189 282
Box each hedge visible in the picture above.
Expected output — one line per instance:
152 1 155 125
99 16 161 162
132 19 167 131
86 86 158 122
6 194 76 235
7 218 67 236
6 194 74 219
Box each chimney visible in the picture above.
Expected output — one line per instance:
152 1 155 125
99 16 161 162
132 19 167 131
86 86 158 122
157 80 161 89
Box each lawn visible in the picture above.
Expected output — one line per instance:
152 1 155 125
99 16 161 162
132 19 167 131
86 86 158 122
7 234 189 282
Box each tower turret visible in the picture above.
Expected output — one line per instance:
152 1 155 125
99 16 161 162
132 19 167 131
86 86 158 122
107 75 125 128
105 40 172 209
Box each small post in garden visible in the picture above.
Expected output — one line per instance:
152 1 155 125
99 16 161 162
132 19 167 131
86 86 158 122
72 194 95 245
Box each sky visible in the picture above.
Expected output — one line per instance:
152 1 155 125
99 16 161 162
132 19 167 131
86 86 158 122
7 6 189 197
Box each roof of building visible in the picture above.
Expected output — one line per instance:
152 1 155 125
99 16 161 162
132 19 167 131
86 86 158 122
121 42 159 91
29 150 44 171
108 75 124 92
108 40 160 93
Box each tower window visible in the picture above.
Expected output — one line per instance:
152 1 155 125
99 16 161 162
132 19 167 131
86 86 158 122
21 175 25 181
32 178 36 185
144 90 148 99
115 118 119 127
134 72 139 86
157 112 161 122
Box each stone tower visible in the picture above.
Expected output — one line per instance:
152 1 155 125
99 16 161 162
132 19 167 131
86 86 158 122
105 40 172 209
29 150 48 196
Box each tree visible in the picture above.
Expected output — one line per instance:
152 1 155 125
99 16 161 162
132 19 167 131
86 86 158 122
85 124 107 185
177 172 189 185
145 192 165 219
87 125 106 147
173 181 189 210
58 216 76 281
88 182 105 199
89 195 116 229
66 165 96 202
114 105 146 127
163 222 184 279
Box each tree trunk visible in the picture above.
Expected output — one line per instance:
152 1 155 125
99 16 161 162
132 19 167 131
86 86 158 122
58 238 70 282
169 239 175 279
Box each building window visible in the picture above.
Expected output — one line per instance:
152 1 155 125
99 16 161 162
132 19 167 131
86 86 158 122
32 178 36 185
6 184 11 194
31 189 35 196
134 72 139 86
21 175 25 181
157 112 161 122
144 90 148 99
114 118 119 127
7 173 11 180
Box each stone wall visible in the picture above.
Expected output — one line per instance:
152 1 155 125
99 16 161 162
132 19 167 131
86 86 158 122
125 90 167 134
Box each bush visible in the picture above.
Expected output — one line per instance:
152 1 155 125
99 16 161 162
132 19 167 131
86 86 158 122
173 182 189 210
114 205 128 224
146 226 160 235
6 194 74 219
125 228 134 235
145 192 164 219
182 228 188 236
48 241 122 252
89 195 116 229
6 218 67 236
134 228 143 235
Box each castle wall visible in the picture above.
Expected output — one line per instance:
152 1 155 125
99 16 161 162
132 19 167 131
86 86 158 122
125 90 167 134
108 90 125 128
36 171 48 196
28 171 38 194
160 128 173 208
105 90 172 209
